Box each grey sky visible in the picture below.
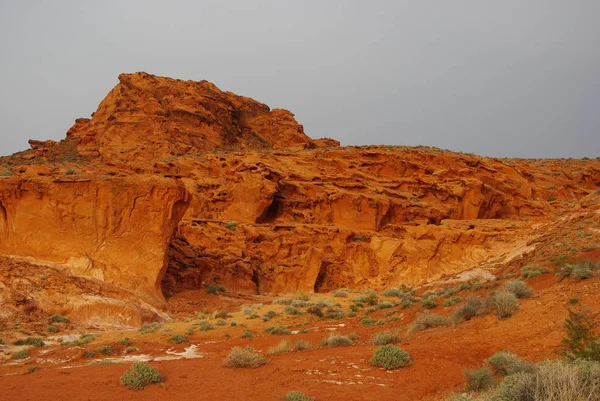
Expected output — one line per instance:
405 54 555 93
1 0 599 158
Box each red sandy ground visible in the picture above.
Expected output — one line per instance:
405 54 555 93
1 272 598 401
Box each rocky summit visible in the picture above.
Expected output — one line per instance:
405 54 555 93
0 73 599 401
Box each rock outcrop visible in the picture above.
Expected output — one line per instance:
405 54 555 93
0 175 189 303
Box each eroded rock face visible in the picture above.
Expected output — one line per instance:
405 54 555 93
66 72 336 162
0 175 190 303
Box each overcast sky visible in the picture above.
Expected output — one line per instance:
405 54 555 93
1 1 599 158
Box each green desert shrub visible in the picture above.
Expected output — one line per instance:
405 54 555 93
521 264 550 278
558 308 600 362
464 367 494 391
98 345 113 355
125 347 138 354
332 289 347 297
412 313 451 331
504 280 533 298
223 347 266 368
83 351 97 358
371 329 401 345
453 297 487 323
272 298 293 305
324 307 344 319
321 335 353 348
572 266 595 280
306 306 323 317
120 363 162 390
443 296 463 307
294 340 312 351
487 350 533 376
296 292 310 301
170 334 186 344
11 350 30 360
284 305 302 315
291 300 311 308
51 314 69 323
119 337 132 346
491 360 600 401
62 334 95 346
348 332 361 341
268 340 291 355
47 325 58 333
361 317 375 327
369 345 412 370
241 329 254 339
213 310 230 319
205 284 226 294
421 298 437 309
14 337 44 347
263 310 277 321
285 391 315 401
489 291 519 318
197 321 214 331
266 326 291 335
215 319 227 326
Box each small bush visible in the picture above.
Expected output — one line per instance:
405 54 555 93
487 350 533 376
197 321 214 331
332 289 347 297
11 350 30 360
369 345 412 370
572 266 595 280
558 308 600 362
412 313 451 331
14 337 44 347
170 334 186 344
242 329 254 339
47 325 58 333
492 360 600 400
348 332 361 341
119 337 132 346
98 346 113 355
321 335 353 348
361 317 375 327
223 347 266 368
0 338 3 344
296 293 310 302
421 298 437 309
324 307 344 319
126 347 138 353
371 329 401 345
504 280 533 298
272 298 293 305
51 314 69 323
464 367 494 391
205 284 226 294
120 363 162 390
291 300 310 307
268 340 291 355
263 310 277 321
284 305 302 315
489 291 519 318
294 340 312 351
378 301 394 309
266 326 291 335
62 334 95 347
521 264 550 278
224 221 238 231
307 306 323 317
285 391 315 401
213 310 230 319
443 296 463 307
83 351 97 358
453 297 487 323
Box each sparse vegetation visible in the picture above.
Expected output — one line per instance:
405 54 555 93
268 340 291 354
521 264 550 278
421 298 437 309
11 350 30 360
51 314 69 323
224 221 238 231
197 321 214 331
321 335 353 348
223 347 266 368
464 367 494 391
241 329 254 339
443 296 463 307
369 345 412 370
284 305 302 315
119 337 132 346
47 325 58 333
488 291 519 318
285 391 315 401
170 334 187 344
558 308 600 362
14 337 44 347
294 340 312 351
205 283 226 294
332 289 347 297
412 313 451 331
213 310 231 319
504 280 533 298
98 345 113 355
266 326 291 335
371 329 401 345
120 363 162 390
487 350 533 375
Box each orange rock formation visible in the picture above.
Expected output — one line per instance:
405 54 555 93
0 72 599 326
